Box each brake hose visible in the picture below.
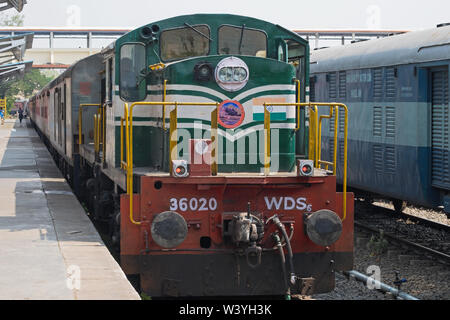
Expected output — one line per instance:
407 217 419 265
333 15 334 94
273 215 296 286
272 233 289 294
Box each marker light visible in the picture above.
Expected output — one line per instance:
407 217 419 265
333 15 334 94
172 160 189 178
297 160 314 177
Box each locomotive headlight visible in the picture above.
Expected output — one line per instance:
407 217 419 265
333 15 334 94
215 57 249 92
226 68 233 81
218 68 227 82
305 210 343 247
233 67 247 81
151 211 188 248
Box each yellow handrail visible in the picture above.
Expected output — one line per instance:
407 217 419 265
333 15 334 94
78 104 101 146
125 101 220 226
333 106 339 175
163 80 167 131
169 103 178 164
211 108 218 176
93 114 98 152
318 106 335 171
120 117 126 169
124 103 140 225
122 100 349 223
263 103 271 175
295 80 301 131
262 102 349 221
97 110 102 154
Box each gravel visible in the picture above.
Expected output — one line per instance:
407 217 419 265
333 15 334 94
373 200 450 226
299 202 450 300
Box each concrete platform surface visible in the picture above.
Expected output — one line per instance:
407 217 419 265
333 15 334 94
0 120 140 300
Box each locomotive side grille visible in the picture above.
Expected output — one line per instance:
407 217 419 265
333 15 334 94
339 71 347 99
329 113 335 134
385 106 396 139
328 72 337 99
385 68 397 98
339 140 345 164
339 108 345 134
431 69 450 189
373 68 383 99
373 106 382 137
329 139 334 162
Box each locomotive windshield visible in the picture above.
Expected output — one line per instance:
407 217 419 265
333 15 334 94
218 25 267 57
160 25 210 61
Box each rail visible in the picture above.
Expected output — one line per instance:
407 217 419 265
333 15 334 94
122 101 349 224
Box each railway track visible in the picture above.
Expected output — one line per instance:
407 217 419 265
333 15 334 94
355 200 450 266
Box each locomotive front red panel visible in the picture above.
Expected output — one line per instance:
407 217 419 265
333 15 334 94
120 175 354 296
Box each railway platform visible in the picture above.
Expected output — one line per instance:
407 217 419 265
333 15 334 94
0 119 140 300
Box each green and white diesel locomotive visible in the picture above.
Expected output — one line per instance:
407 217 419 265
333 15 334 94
29 14 354 298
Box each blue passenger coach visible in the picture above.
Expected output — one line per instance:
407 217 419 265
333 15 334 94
310 24 450 214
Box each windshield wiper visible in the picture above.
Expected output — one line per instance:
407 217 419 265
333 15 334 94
238 24 246 55
184 23 212 41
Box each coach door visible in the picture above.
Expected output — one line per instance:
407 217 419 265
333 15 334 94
431 68 450 189
62 84 67 154
54 88 61 145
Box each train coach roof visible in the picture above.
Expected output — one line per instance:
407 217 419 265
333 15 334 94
310 25 450 73
34 53 102 96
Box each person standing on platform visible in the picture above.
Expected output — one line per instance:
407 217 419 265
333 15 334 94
18 107 24 126
0 108 4 125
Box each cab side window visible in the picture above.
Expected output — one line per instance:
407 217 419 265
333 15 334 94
120 43 146 102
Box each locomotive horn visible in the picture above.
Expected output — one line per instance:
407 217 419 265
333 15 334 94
140 26 156 42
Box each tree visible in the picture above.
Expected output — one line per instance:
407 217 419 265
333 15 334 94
0 12 24 26
3 69 54 96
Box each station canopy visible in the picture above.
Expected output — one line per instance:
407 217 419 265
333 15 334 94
0 0 26 12
0 33 33 65
0 59 31 82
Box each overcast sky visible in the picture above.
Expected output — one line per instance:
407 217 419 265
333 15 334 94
19 0 449 31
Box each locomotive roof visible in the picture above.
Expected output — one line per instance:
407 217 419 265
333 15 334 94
310 25 450 73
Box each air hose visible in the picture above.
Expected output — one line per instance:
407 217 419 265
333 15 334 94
272 215 296 286
272 233 289 298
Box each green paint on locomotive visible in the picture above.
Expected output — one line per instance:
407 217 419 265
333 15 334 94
112 14 309 173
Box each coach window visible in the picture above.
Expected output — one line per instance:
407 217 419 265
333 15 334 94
218 25 267 57
160 25 210 62
120 43 146 102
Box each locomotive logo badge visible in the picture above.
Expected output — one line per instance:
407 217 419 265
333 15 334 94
217 100 245 129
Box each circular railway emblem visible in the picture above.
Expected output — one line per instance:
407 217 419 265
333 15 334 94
217 100 245 129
